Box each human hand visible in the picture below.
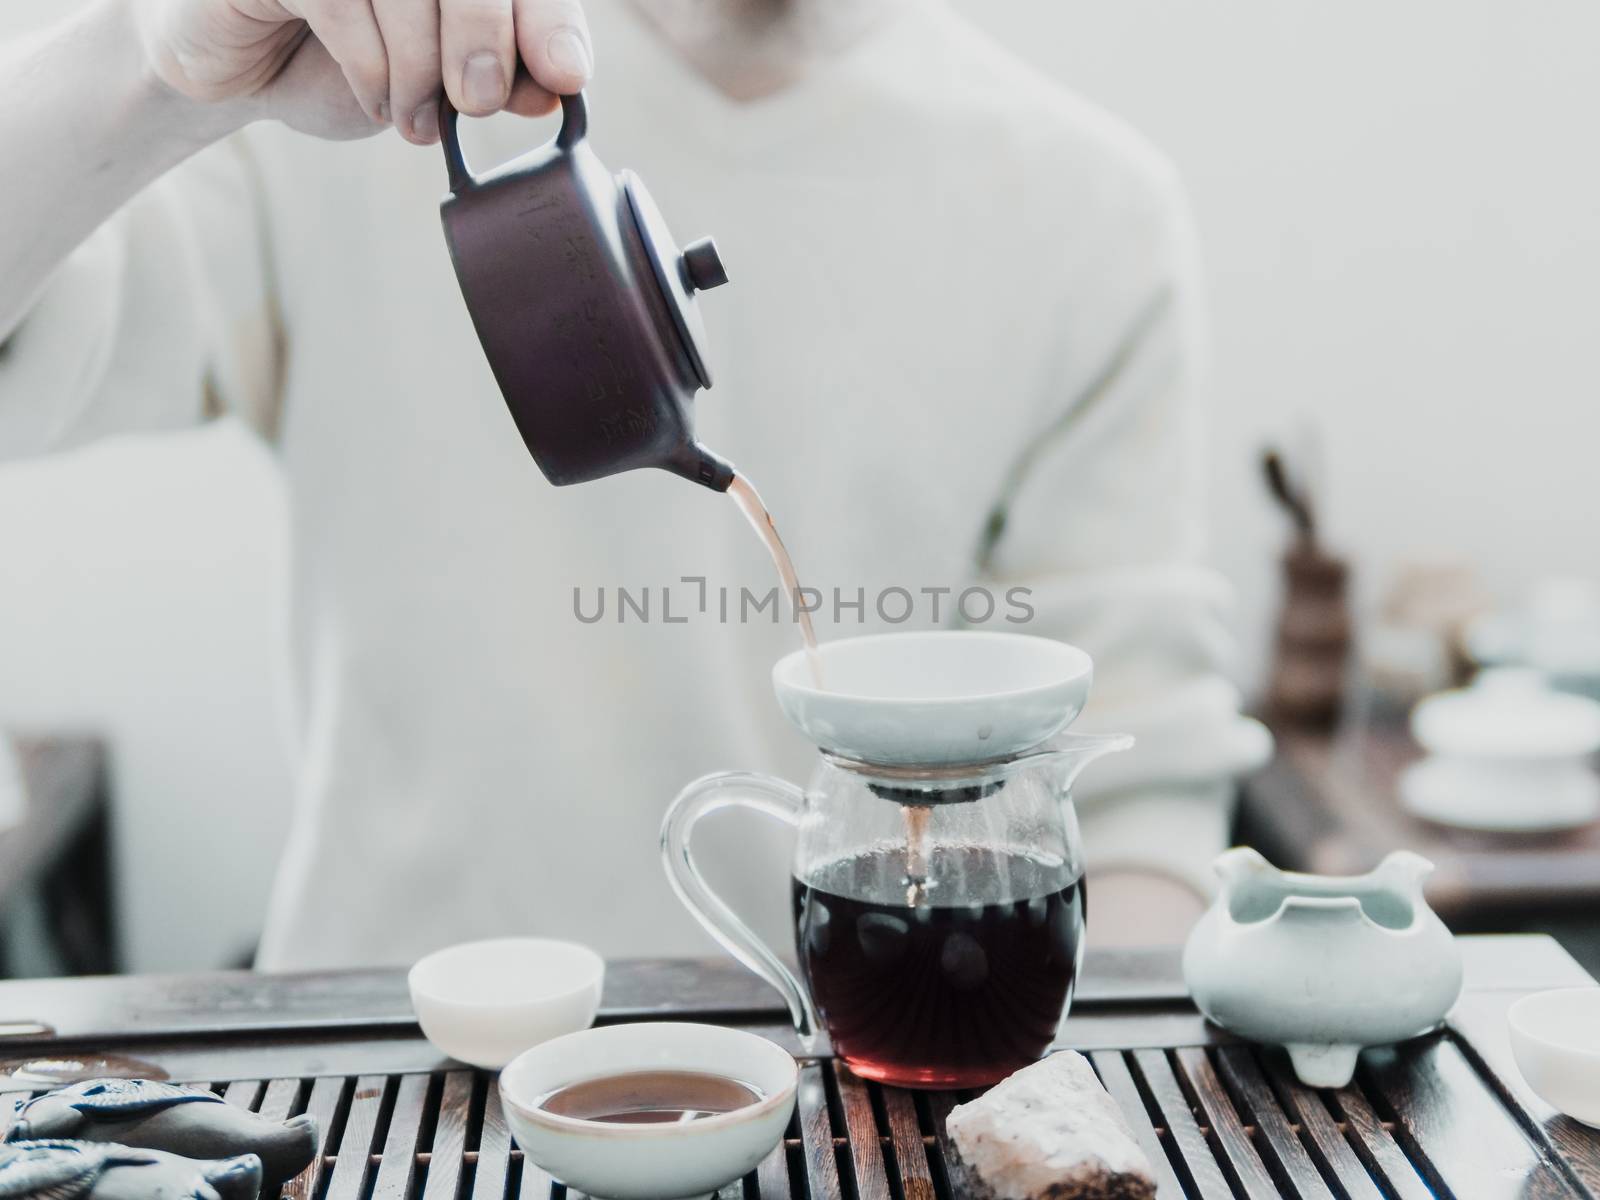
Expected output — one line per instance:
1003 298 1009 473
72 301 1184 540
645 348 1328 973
128 0 592 144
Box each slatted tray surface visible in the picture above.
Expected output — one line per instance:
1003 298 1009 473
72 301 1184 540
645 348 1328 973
6 1030 1596 1200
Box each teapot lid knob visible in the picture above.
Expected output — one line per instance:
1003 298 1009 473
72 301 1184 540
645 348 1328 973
622 171 721 391
681 238 728 292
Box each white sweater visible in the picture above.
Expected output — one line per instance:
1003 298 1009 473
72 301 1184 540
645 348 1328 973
0 0 1269 967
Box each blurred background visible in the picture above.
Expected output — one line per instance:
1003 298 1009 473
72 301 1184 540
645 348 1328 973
3 0 1599 975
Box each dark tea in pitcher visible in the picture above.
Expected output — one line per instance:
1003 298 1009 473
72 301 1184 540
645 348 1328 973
791 845 1084 1088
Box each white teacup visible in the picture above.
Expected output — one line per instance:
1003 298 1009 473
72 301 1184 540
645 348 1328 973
1508 987 1600 1127
408 938 604 1069
500 1022 798 1199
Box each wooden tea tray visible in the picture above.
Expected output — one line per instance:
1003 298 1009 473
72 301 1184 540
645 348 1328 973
0 937 1594 1199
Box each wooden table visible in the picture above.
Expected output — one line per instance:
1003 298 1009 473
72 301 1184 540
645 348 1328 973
1238 718 1600 971
0 736 115 976
0 936 1594 1198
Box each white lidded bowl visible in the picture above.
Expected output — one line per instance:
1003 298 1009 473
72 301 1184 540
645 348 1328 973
1404 670 1600 831
501 1022 798 1200
1411 669 1600 760
1508 987 1600 1128
773 631 1092 766
409 938 604 1069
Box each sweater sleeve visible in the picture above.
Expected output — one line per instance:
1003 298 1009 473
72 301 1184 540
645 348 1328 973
0 132 281 462
972 167 1272 818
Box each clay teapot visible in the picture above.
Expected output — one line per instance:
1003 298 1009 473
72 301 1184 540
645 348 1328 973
439 93 734 491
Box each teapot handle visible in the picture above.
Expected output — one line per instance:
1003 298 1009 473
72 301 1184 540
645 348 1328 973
660 771 819 1046
439 91 590 192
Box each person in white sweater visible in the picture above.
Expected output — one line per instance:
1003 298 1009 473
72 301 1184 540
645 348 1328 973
0 0 1270 967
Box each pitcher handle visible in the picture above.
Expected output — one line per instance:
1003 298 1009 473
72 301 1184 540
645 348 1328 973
660 771 819 1046
440 92 589 192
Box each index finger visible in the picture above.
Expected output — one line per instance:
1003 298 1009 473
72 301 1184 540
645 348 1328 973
513 0 592 95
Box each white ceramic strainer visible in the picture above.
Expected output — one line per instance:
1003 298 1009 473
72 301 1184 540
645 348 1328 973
771 631 1093 766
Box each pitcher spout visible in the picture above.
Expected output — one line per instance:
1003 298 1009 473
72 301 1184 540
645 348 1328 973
1039 731 1134 793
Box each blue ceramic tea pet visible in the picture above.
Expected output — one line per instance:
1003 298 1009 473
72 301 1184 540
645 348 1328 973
7 1081 316 1188
0 1139 260 1200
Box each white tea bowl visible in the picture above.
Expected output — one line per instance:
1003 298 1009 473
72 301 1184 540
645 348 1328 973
500 1021 798 1200
1508 987 1600 1127
773 630 1092 766
409 938 604 1069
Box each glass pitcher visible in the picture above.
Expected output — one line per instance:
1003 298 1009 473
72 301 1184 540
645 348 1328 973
660 733 1129 1089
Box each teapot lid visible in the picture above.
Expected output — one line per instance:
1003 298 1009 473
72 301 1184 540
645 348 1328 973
621 171 725 391
439 92 727 400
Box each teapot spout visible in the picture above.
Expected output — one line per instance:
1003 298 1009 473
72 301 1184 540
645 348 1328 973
664 442 736 492
1043 731 1134 793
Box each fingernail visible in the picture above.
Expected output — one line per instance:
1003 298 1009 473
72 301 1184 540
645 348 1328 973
546 29 592 84
462 52 507 112
410 101 439 143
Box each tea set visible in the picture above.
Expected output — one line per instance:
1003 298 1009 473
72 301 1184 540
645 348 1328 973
391 86 1600 1196
389 609 1600 1194
3 61 1589 1200
0 57 1590 1200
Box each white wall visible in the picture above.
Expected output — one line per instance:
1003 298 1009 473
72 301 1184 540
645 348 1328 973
956 0 1600 669
0 426 294 972
3 0 1599 970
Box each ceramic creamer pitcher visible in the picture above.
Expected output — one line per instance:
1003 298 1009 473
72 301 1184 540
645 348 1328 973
1183 847 1463 1087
